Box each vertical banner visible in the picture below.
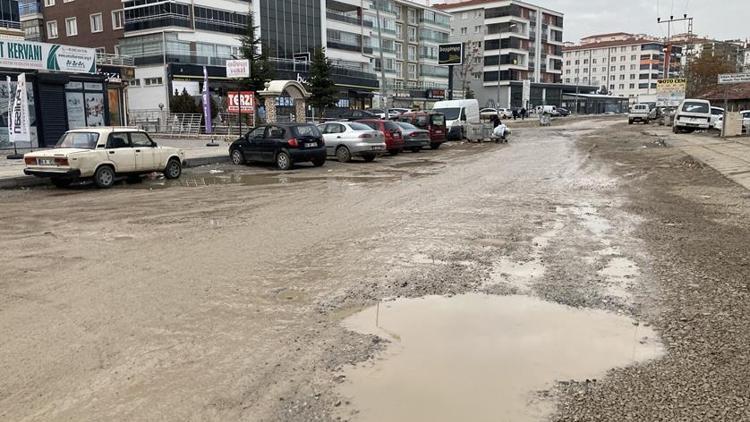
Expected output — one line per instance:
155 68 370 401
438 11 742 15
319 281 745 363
202 66 213 134
9 73 31 143
6 76 11 142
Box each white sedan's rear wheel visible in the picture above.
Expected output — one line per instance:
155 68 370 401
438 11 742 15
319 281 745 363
94 166 115 189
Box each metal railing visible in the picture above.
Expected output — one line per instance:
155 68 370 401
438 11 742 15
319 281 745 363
96 53 135 66
130 111 203 135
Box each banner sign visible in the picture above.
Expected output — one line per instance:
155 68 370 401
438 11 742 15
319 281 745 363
9 73 31 143
228 91 255 114
718 73 750 84
203 66 213 134
226 59 250 79
438 43 463 66
656 78 686 107
0 40 96 74
426 88 446 100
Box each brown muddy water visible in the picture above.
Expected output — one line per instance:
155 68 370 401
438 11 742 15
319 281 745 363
337 294 663 422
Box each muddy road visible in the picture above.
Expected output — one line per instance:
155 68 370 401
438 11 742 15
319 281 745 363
1 118 748 421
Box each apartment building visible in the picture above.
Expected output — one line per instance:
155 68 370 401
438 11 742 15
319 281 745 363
563 34 682 103
435 0 565 109
36 0 123 54
361 0 451 107
0 0 23 38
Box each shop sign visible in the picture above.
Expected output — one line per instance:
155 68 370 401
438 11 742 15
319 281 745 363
0 40 96 74
228 91 255 114
656 78 686 107
226 59 250 78
426 88 446 100
438 43 463 66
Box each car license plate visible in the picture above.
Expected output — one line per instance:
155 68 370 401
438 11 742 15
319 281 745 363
372 146 384 150
304 142 317 148
37 158 54 166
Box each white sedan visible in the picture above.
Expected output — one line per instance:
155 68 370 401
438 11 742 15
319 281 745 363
317 121 387 162
24 127 185 188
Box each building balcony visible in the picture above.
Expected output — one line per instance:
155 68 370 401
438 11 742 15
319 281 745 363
97 53 135 67
326 11 373 28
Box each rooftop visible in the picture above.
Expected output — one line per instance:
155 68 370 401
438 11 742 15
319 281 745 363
433 0 563 15
563 38 662 52
699 83 750 101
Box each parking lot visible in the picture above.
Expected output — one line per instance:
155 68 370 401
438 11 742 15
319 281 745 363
2 117 749 421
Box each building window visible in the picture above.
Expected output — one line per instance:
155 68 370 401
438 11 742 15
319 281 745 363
65 17 77 36
44 0 54 6
90 13 103 33
610 84 615 89
144 77 163 86
407 9 416 25
129 79 140 87
95 47 105 54
408 63 417 79
620 65 625 71
611 56 616 62
46 21 58 38
630 64 636 70
395 61 403 76
629 83 635 89
408 45 416 61
395 42 402 59
395 23 402 38
610 66 616 71
610 75 615 80
460 27 467 35
592 58 597 64
112 10 124 30
408 26 417 42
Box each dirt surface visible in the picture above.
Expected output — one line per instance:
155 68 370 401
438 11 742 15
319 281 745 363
1 117 748 421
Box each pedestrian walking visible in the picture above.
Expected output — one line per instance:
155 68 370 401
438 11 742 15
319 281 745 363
520 107 527 120
512 109 518 120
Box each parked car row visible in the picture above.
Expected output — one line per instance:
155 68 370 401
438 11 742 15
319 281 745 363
228 116 447 171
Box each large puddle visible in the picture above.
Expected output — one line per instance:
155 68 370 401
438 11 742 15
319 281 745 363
337 294 663 422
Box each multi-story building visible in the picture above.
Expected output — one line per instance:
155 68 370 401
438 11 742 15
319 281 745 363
362 0 451 108
37 0 123 54
18 0 44 41
0 0 23 38
435 0 565 109
563 34 682 103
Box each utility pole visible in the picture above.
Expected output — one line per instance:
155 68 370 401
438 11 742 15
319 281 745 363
658 14 693 79
374 0 387 111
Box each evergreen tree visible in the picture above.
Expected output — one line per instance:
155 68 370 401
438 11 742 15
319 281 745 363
170 88 199 114
306 47 338 116
240 11 276 92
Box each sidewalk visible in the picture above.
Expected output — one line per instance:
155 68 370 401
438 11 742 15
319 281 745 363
646 126 750 190
0 137 229 188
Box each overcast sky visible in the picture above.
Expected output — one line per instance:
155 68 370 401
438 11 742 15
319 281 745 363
429 0 750 43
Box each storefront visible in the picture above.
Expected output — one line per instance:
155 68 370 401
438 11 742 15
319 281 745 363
0 40 129 149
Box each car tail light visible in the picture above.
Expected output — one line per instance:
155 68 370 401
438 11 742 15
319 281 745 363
359 133 372 138
24 157 35 165
54 157 69 166
287 137 299 148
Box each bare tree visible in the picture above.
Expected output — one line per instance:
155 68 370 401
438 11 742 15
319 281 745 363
456 42 483 98
684 52 739 98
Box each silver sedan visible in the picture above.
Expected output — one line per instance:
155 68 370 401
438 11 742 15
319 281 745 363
317 121 387 162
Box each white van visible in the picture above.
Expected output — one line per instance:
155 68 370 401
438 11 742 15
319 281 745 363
432 99 480 140
536 105 557 115
673 99 711 133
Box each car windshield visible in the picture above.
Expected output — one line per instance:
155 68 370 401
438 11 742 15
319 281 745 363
55 132 99 149
431 114 445 125
369 109 384 114
293 125 321 137
435 107 460 120
397 122 417 130
348 122 372 131
682 102 709 113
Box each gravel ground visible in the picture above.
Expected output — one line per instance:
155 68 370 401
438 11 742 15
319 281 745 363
1 118 748 421
554 125 750 421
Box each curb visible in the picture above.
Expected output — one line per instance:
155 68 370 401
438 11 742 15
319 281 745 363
0 155 229 190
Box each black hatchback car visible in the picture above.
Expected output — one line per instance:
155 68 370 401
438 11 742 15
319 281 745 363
229 124 326 170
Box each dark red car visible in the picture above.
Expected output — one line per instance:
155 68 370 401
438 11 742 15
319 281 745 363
397 111 447 149
357 119 405 155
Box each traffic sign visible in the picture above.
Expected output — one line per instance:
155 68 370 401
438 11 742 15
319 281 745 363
718 73 750 84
